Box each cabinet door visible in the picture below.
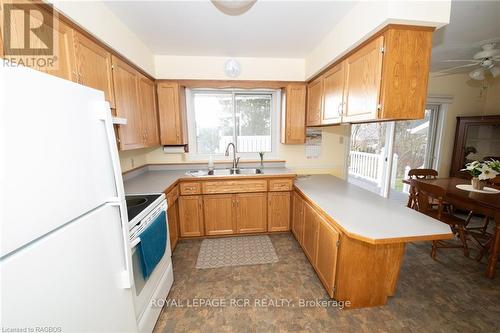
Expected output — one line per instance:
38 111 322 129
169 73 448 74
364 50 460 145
111 56 144 150
157 83 187 145
281 84 306 144
4 4 76 81
138 75 160 147
303 202 319 265
203 194 236 235
74 32 115 108
235 193 267 234
316 216 340 298
291 192 305 244
343 36 384 123
178 195 204 237
268 192 291 232
306 78 323 126
322 62 345 125
167 200 179 251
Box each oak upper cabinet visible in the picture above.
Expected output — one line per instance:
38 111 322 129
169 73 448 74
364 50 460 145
73 31 115 108
111 55 144 150
315 215 340 298
343 36 384 123
281 84 306 144
306 77 323 126
235 192 267 234
322 62 346 125
203 194 236 236
291 192 305 244
268 192 291 232
178 195 204 237
343 27 432 122
138 75 160 147
303 201 319 264
157 82 188 145
3 3 77 81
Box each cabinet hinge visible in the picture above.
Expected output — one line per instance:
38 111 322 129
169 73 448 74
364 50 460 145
380 46 385 54
336 240 340 247
111 64 114 70
333 286 336 294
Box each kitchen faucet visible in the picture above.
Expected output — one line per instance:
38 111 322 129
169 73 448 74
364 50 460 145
225 142 240 172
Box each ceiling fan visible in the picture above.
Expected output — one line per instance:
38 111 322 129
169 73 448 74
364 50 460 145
433 42 500 80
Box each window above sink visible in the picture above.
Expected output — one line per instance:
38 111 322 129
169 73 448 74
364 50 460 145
185 88 280 161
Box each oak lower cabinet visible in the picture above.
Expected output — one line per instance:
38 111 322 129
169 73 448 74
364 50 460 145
178 195 204 237
316 215 340 298
235 193 268 234
268 192 291 232
167 200 179 251
303 201 319 264
291 191 305 244
203 194 236 235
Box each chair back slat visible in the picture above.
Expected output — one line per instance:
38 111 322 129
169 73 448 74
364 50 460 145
410 179 445 217
408 168 438 180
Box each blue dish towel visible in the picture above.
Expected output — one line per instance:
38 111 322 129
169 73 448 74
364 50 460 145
138 210 167 279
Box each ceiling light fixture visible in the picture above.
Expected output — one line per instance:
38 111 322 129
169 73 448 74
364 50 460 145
225 58 241 78
469 68 486 81
211 0 257 16
490 66 500 78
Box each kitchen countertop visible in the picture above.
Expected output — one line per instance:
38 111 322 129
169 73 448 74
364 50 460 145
123 167 296 195
294 175 453 244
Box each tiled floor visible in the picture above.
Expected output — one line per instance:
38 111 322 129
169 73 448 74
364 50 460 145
153 230 500 333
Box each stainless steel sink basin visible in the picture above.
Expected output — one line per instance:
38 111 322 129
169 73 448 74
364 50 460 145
235 168 262 175
187 168 263 177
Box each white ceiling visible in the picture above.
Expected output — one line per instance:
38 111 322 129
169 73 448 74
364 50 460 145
104 0 356 58
431 0 500 73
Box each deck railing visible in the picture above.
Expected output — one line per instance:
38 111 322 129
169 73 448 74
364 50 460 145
219 136 271 153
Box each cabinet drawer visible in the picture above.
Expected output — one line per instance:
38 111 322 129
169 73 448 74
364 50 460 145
166 185 179 207
269 179 293 191
202 180 267 194
180 182 201 195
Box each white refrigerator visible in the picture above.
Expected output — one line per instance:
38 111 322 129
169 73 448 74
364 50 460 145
0 66 138 332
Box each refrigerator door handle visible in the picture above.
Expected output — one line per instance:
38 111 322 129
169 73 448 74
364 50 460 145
94 101 134 289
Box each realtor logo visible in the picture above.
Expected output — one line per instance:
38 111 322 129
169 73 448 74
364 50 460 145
3 2 54 55
2 2 57 69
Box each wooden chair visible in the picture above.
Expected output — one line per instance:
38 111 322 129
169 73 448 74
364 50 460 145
410 179 469 259
406 169 438 210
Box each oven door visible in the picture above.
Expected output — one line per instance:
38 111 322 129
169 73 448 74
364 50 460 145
130 207 172 320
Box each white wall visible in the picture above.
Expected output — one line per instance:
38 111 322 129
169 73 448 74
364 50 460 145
428 74 499 177
50 0 155 75
305 0 451 79
155 55 304 81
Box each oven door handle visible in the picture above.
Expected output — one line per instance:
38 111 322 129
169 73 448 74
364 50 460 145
130 237 141 248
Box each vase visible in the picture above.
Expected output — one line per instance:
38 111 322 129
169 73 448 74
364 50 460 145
471 177 485 190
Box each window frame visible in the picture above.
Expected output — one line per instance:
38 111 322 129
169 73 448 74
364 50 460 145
185 88 280 161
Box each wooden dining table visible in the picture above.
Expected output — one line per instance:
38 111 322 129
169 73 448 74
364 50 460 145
403 177 500 278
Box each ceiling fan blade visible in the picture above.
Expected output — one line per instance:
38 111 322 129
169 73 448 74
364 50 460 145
432 63 479 74
430 72 457 78
440 59 480 63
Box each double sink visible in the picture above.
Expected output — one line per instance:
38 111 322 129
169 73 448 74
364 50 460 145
186 168 263 177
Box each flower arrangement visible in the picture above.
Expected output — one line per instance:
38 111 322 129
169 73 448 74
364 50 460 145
462 159 499 189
